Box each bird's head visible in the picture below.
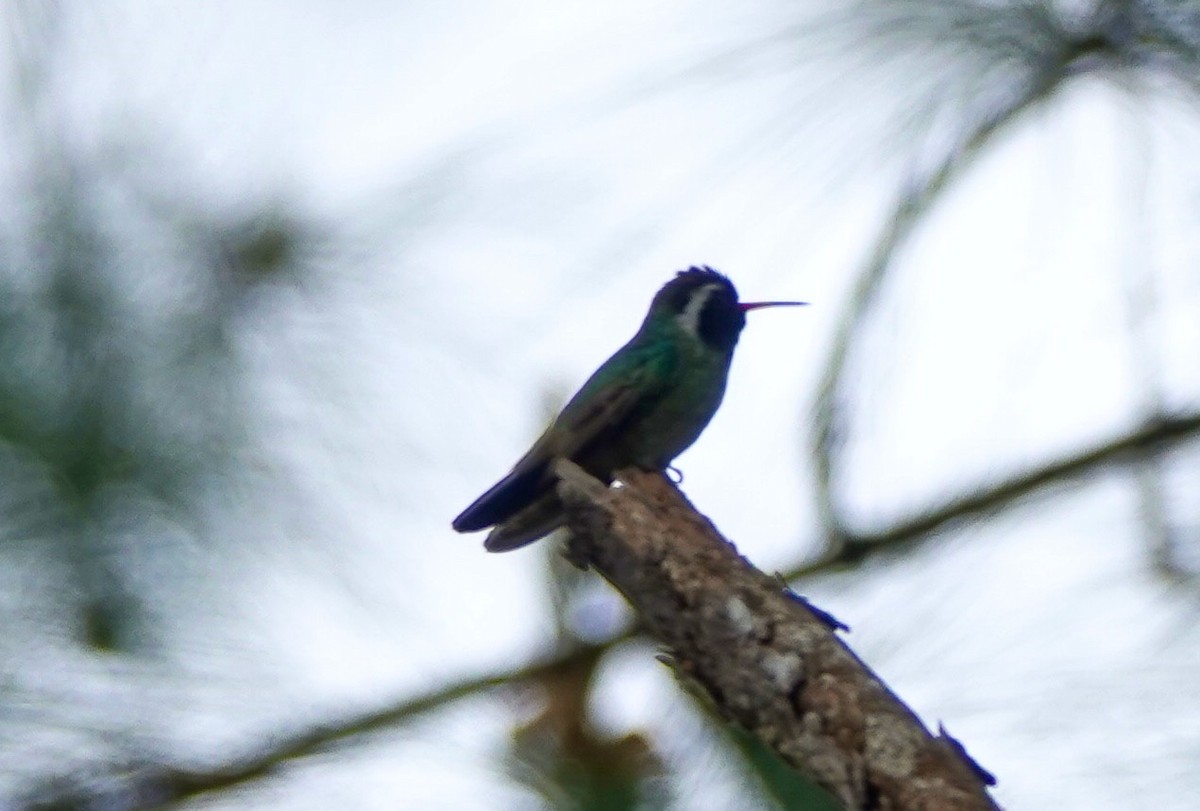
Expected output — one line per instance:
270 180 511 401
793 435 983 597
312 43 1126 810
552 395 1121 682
648 266 805 352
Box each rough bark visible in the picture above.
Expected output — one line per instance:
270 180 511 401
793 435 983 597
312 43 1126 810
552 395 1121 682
554 459 1000 811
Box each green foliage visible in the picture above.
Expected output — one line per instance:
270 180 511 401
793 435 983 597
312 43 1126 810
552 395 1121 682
0 59 314 651
725 727 839 811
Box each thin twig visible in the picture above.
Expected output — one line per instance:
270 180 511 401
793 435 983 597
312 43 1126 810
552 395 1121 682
801 411 1200 572
811 22 1115 546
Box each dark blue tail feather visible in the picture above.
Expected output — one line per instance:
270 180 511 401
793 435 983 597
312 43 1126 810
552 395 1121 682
452 463 548 532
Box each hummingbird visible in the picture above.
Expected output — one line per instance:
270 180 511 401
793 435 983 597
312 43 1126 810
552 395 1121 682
452 266 805 552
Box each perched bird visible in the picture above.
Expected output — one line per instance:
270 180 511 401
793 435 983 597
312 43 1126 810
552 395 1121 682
453 266 805 552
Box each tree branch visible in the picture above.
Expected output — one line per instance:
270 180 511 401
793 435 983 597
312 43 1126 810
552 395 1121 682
29 411 1198 809
554 460 999 811
19 644 613 811
18 534 872 810
797 411 1200 577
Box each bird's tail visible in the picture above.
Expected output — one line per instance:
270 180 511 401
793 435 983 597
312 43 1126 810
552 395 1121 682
452 464 547 533
483 494 566 552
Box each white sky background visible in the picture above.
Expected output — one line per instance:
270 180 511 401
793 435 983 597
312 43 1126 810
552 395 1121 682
3 1 1200 809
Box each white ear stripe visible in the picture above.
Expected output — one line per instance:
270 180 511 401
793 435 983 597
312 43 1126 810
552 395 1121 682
676 283 720 337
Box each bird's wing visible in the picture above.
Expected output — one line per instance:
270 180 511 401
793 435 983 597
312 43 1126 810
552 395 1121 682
547 341 676 458
452 341 676 533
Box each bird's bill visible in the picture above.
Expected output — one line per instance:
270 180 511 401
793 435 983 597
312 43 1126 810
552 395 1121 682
738 300 808 312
